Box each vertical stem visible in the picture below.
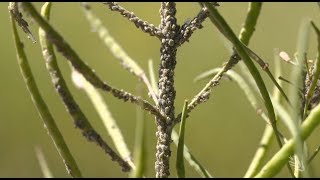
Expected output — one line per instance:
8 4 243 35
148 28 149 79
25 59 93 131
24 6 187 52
10 11 82 177
155 2 178 178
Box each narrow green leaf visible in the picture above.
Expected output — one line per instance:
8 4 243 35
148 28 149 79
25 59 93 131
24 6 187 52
176 100 189 178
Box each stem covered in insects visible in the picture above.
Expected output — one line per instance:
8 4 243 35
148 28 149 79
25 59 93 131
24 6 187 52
155 2 178 178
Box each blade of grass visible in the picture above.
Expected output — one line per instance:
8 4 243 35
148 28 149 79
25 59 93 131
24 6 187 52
176 100 189 178
35 146 54 178
254 102 320 177
38 2 130 172
10 10 82 177
130 83 147 178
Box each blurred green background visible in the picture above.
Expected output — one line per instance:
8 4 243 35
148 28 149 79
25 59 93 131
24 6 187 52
1 2 320 178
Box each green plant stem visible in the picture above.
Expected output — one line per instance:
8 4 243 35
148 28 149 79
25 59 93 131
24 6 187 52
255 102 320 177
10 11 82 178
203 1 284 154
238 2 262 45
38 2 130 173
244 48 281 178
20 2 165 122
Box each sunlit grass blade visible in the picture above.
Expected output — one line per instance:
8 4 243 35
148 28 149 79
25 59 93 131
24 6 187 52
255 102 320 178
130 83 147 178
148 59 159 96
10 9 82 177
176 100 188 178
35 146 53 178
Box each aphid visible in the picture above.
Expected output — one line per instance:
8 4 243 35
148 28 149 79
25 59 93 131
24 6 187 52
279 50 319 115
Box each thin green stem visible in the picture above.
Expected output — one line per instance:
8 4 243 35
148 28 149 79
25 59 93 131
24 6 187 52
10 10 82 177
244 48 282 178
255 102 320 178
38 2 130 173
238 2 262 46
